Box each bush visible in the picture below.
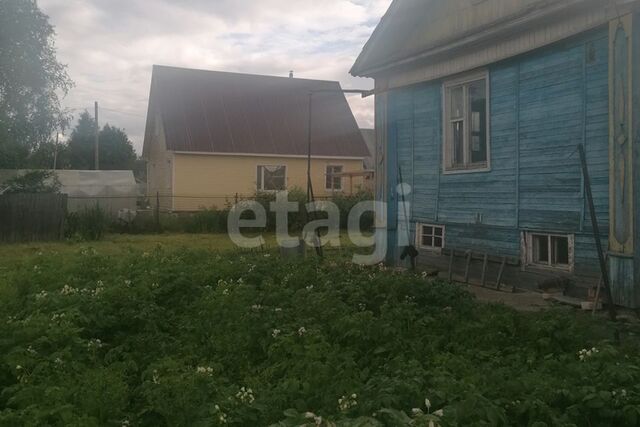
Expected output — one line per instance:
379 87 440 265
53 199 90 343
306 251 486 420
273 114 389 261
331 189 374 230
96 188 375 237
2 170 61 194
254 187 308 232
109 211 160 235
253 187 374 232
183 209 229 234
64 205 108 240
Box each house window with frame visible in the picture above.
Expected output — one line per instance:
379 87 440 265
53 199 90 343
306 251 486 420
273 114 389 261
444 72 489 171
417 224 445 250
523 232 573 270
257 165 286 191
325 165 343 191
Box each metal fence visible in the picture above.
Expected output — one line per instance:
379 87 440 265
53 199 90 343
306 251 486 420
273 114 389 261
0 193 68 243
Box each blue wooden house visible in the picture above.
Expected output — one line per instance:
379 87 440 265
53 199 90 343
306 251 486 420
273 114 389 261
351 0 640 307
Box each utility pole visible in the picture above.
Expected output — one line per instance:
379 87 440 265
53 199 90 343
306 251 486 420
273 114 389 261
94 101 100 170
306 92 312 204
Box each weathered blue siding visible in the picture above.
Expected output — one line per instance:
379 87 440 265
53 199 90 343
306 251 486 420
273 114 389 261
386 27 610 281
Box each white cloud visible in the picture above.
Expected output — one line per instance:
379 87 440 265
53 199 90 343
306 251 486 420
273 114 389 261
38 0 390 153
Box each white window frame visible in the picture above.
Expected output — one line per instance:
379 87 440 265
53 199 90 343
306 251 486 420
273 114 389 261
416 223 445 252
442 70 491 174
256 164 287 192
522 231 574 272
325 164 344 191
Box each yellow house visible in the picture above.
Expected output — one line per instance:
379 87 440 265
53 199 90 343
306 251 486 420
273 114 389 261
142 66 371 212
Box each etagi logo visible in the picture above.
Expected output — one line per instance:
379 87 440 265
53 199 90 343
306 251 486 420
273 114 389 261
226 185 413 266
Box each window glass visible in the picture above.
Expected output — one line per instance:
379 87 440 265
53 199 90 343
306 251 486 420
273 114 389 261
552 236 569 265
452 121 464 167
450 86 464 119
419 224 444 249
469 80 487 164
258 165 286 191
533 235 549 264
326 165 343 190
444 74 489 171
529 233 571 269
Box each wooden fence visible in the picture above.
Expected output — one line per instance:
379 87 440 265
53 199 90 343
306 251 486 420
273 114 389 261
0 193 67 243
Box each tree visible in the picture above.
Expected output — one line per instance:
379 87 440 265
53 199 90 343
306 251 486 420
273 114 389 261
27 138 70 169
67 112 137 170
1 170 60 194
99 124 137 170
0 0 73 168
67 112 95 170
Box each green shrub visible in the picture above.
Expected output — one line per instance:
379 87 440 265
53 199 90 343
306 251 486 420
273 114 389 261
183 209 229 234
97 187 375 237
2 170 61 194
64 205 108 240
109 211 161 235
253 187 374 232
254 186 308 232
331 189 374 230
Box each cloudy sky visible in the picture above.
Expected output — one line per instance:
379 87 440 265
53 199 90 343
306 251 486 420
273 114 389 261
38 0 391 154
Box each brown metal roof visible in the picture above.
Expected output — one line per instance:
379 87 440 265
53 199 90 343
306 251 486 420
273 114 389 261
143 65 369 158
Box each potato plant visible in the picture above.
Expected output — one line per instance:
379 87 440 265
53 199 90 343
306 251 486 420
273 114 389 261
0 247 639 426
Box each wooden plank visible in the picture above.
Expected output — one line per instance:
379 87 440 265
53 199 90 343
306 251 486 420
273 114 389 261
0 193 67 243
496 257 507 291
464 251 472 283
480 253 489 287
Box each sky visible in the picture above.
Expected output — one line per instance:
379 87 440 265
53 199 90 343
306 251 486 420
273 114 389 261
38 0 392 154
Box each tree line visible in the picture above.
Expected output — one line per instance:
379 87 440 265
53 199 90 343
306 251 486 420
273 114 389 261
0 0 139 172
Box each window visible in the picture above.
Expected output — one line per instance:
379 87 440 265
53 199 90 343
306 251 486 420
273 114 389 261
443 72 489 172
417 224 445 250
257 165 286 191
523 232 573 270
325 165 343 191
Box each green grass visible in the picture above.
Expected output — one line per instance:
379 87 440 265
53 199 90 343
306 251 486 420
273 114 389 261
0 233 367 269
0 234 240 263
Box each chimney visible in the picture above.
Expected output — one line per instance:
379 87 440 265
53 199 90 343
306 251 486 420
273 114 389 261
289 70 294 78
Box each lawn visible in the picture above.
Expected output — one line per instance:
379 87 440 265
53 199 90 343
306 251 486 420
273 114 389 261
0 234 249 267
0 239 639 426
0 233 365 269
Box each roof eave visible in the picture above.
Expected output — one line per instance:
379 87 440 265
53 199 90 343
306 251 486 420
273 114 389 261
351 0 607 79
349 0 402 77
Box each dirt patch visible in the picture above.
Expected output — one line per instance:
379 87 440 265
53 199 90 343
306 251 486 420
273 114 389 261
462 284 552 312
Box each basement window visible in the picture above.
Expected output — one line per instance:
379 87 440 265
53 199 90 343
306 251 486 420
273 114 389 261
325 165 343 191
523 232 574 271
257 165 286 191
443 71 489 172
417 224 445 250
